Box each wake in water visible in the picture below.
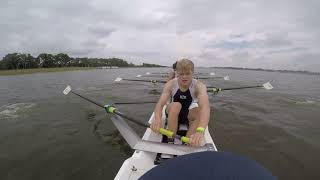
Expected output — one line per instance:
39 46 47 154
277 96 320 106
0 103 36 118
293 100 319 105
87 111 133 155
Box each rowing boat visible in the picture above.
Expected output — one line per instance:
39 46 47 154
114 106 217 180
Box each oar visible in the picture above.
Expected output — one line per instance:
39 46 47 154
196 75 230 81
114 77 166 84
195 72 216 76
62 85 189 143
207 82 273 93
138 74 225 80
114 101 157 105
146 72 166 75
136 74 167 78
146 72 216 76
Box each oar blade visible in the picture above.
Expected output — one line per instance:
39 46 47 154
110 115 141 148
63 85 72 95
136 75 142 78
223 76 230 81
146 72 150 75
210 72 215 76
114 77 123 82
263 82 273 90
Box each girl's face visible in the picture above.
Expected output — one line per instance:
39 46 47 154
177 70 193 87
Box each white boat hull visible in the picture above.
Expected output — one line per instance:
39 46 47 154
114 107 217 180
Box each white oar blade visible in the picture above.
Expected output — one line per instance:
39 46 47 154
114 77 123 82
110 116 140 148
136 75 142 78
263 82 273 90
223 76 230 81
63 85 72 95
146 72 150 75
210 72 215 76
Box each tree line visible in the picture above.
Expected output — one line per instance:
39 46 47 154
0 53 164 70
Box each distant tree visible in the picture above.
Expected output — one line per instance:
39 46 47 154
37 53 55 68
17 54 28 69
54 53 71 67
26 54 38 68
0 52 164 70
1 53 20 69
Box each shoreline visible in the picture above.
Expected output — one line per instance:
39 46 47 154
0 67 96 76
0 66 168 76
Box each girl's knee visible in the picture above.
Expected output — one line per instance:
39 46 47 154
168 102 182 114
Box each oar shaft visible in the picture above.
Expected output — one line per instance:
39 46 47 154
222 85 262 91
71 91 105 108
123 78 149 82
70 90 149 127
207 85 262 91
144 75 167 77
123 78 166 83
113 111 149 128
114 101 157 105
197 76 223 79
149 72 167 74
71 91 150 127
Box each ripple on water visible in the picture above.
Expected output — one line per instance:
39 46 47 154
0 103 36 119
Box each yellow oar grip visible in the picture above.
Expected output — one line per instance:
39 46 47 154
104 105 116 113
159 128 190 144
159 128 173 138
181 136 190 144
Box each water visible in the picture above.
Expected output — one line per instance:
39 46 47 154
0 68 319 179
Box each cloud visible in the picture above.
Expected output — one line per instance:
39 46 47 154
88 28 115 38
1 0 320 72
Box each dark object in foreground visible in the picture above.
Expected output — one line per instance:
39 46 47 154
140 151 277 180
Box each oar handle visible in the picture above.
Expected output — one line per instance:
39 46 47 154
159 128 190 144
180 136 190 144
159 128 173 137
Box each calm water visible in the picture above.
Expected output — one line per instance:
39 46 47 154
0 68 319 180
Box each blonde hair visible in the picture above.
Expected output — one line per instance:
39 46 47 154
176 59 194 73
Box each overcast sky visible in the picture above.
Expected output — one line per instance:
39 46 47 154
1 0 319 72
